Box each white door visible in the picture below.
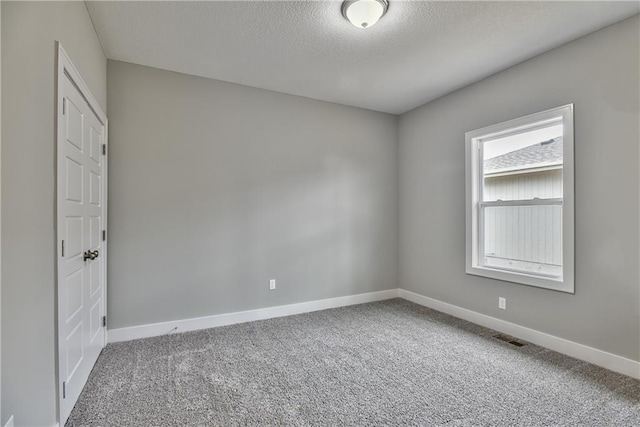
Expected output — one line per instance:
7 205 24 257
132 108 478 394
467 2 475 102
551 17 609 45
57 45 108 425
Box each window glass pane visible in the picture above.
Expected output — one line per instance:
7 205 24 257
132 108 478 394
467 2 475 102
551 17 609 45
483 205 562 277
482 124 563 202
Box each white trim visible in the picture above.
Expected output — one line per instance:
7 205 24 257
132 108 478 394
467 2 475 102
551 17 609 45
476 116 562 143
57 45 106 124
108 288 639 379
102 115 109 338
0 3 3 421
55 42 108 427
480 198 562 208
108 289 400 343
398 289 640 379
465 104 575 293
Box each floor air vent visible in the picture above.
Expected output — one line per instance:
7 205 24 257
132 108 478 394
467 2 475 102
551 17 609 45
494 334 525 347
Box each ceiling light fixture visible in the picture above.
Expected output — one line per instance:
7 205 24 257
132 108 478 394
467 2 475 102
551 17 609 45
342 0 389 29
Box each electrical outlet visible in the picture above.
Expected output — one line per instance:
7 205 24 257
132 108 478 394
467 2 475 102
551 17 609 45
498 297 506 310
269 279 276 290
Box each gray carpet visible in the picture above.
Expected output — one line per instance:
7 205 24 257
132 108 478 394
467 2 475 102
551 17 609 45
67 299 640 426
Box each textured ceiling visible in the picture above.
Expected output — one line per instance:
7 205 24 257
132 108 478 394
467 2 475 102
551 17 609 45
86 1 639 114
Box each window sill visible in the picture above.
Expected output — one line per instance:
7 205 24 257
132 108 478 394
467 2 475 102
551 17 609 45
466 264 574 294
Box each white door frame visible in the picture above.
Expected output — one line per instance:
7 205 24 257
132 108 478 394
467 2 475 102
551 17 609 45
55 42 108 424
0 4 3 423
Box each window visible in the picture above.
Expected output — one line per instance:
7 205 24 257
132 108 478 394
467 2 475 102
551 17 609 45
466 105 574 293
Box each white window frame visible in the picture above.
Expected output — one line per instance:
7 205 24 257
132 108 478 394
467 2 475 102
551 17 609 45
465 104 575 293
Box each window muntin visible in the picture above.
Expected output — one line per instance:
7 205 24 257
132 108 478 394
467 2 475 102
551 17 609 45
466 105 574 293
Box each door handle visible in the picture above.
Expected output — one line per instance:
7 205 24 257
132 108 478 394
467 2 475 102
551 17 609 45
83 250 99 261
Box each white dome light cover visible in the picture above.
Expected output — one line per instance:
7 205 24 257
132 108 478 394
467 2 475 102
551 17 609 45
342 0 389 29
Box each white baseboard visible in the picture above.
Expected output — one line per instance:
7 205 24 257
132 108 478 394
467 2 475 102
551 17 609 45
107 287 639 379
108 289 399 343
398 289 640 379
0 415 55 427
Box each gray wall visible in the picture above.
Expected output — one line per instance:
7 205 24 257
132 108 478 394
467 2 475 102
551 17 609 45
399 16 639 361
1 2 106 426
107 61 398 329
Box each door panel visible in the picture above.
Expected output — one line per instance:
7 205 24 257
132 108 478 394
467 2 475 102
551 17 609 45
65 159 83 202
89 172 100 205
89 260 101 296
85 106 105 360
58 71 106 423
65 99 84 151
89 125 102 165
89 216 100 247
90 300 102 341
65 217 83 258
65 269 83 321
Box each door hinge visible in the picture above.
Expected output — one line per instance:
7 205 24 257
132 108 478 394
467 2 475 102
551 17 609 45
62 98 66 115
102 316 107 327
61 240 65 257
102 230 106 241
63 381 66 399
102 144 106 155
